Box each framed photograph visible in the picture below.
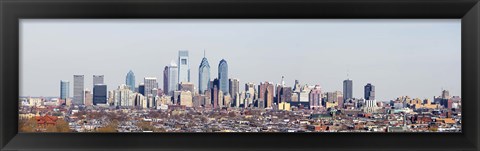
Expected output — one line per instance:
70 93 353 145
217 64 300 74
1 0 479 150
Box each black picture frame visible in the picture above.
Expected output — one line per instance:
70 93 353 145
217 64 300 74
1 0 479 150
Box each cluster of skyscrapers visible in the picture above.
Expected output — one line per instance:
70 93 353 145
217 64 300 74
59 50 384 112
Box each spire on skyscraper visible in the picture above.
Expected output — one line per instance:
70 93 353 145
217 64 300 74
170 60 177 67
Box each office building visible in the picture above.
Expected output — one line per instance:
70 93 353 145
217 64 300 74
259 82 274 108
179 82 195 93
168 61 179 95
180 90 193 107
144 77 158 97
60 80 69 101
133 93 146 108
173 91 182 105
198 52 210 94
343 79 353 101
93 84 107 105
115 84 133 107
229 78 240 98
84 89 93 106
218 59 229 95
245 82 255 106
280 87 293 103
275 76 287 104
163 66 169 94
211 78 220 108
293 80 301 93
364 83 375 100
178 50 190 83
299 85 310 103
73 75 84 105
138 83 145 96
126 70 135 91
442 90 450 99
93 75 104 85
309 85 322 109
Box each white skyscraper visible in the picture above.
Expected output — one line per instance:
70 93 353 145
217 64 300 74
114 84 133 107
178 50 190 83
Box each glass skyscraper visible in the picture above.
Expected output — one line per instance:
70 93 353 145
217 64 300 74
73 75 84 105
198 55 210 94
364 83 375 100
93 84 107 105
343 79 353 101
126 70 135 91
218 59 229 95
168 61 179 95
60 80 69 100
178 50 190 83
163 66 169 94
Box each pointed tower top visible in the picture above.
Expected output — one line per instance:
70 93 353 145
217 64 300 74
347 68 350 80
170 60 177 66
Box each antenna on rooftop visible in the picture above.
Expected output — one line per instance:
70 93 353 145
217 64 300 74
347 67 350 80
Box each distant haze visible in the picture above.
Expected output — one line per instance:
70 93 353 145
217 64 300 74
20 19 461 101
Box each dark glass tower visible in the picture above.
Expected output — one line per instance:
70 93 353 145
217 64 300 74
163 66 169 94
60 80 70 100
364 83 375 100
93 84 107 105
343 79 353 101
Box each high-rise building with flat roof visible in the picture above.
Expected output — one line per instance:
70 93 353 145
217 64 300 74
114 84 133 107
60 80 69 100
364 83 375 100
73 75 84 105
309 85 322 109
179 82 195 94
93 75 104 85
259 82 274 108
343 79 353 101
229 78 240 96
93 84 107 105
144 77 158 98
84 89 93 106
180 90 193 107
218 59 229 95
299 85 311 103
280 87 292 103
178 50 190 83
138 83 145 96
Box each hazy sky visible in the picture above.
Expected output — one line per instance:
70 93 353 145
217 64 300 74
20 19 461 101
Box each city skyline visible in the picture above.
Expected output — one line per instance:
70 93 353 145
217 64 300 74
20 19 461 101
